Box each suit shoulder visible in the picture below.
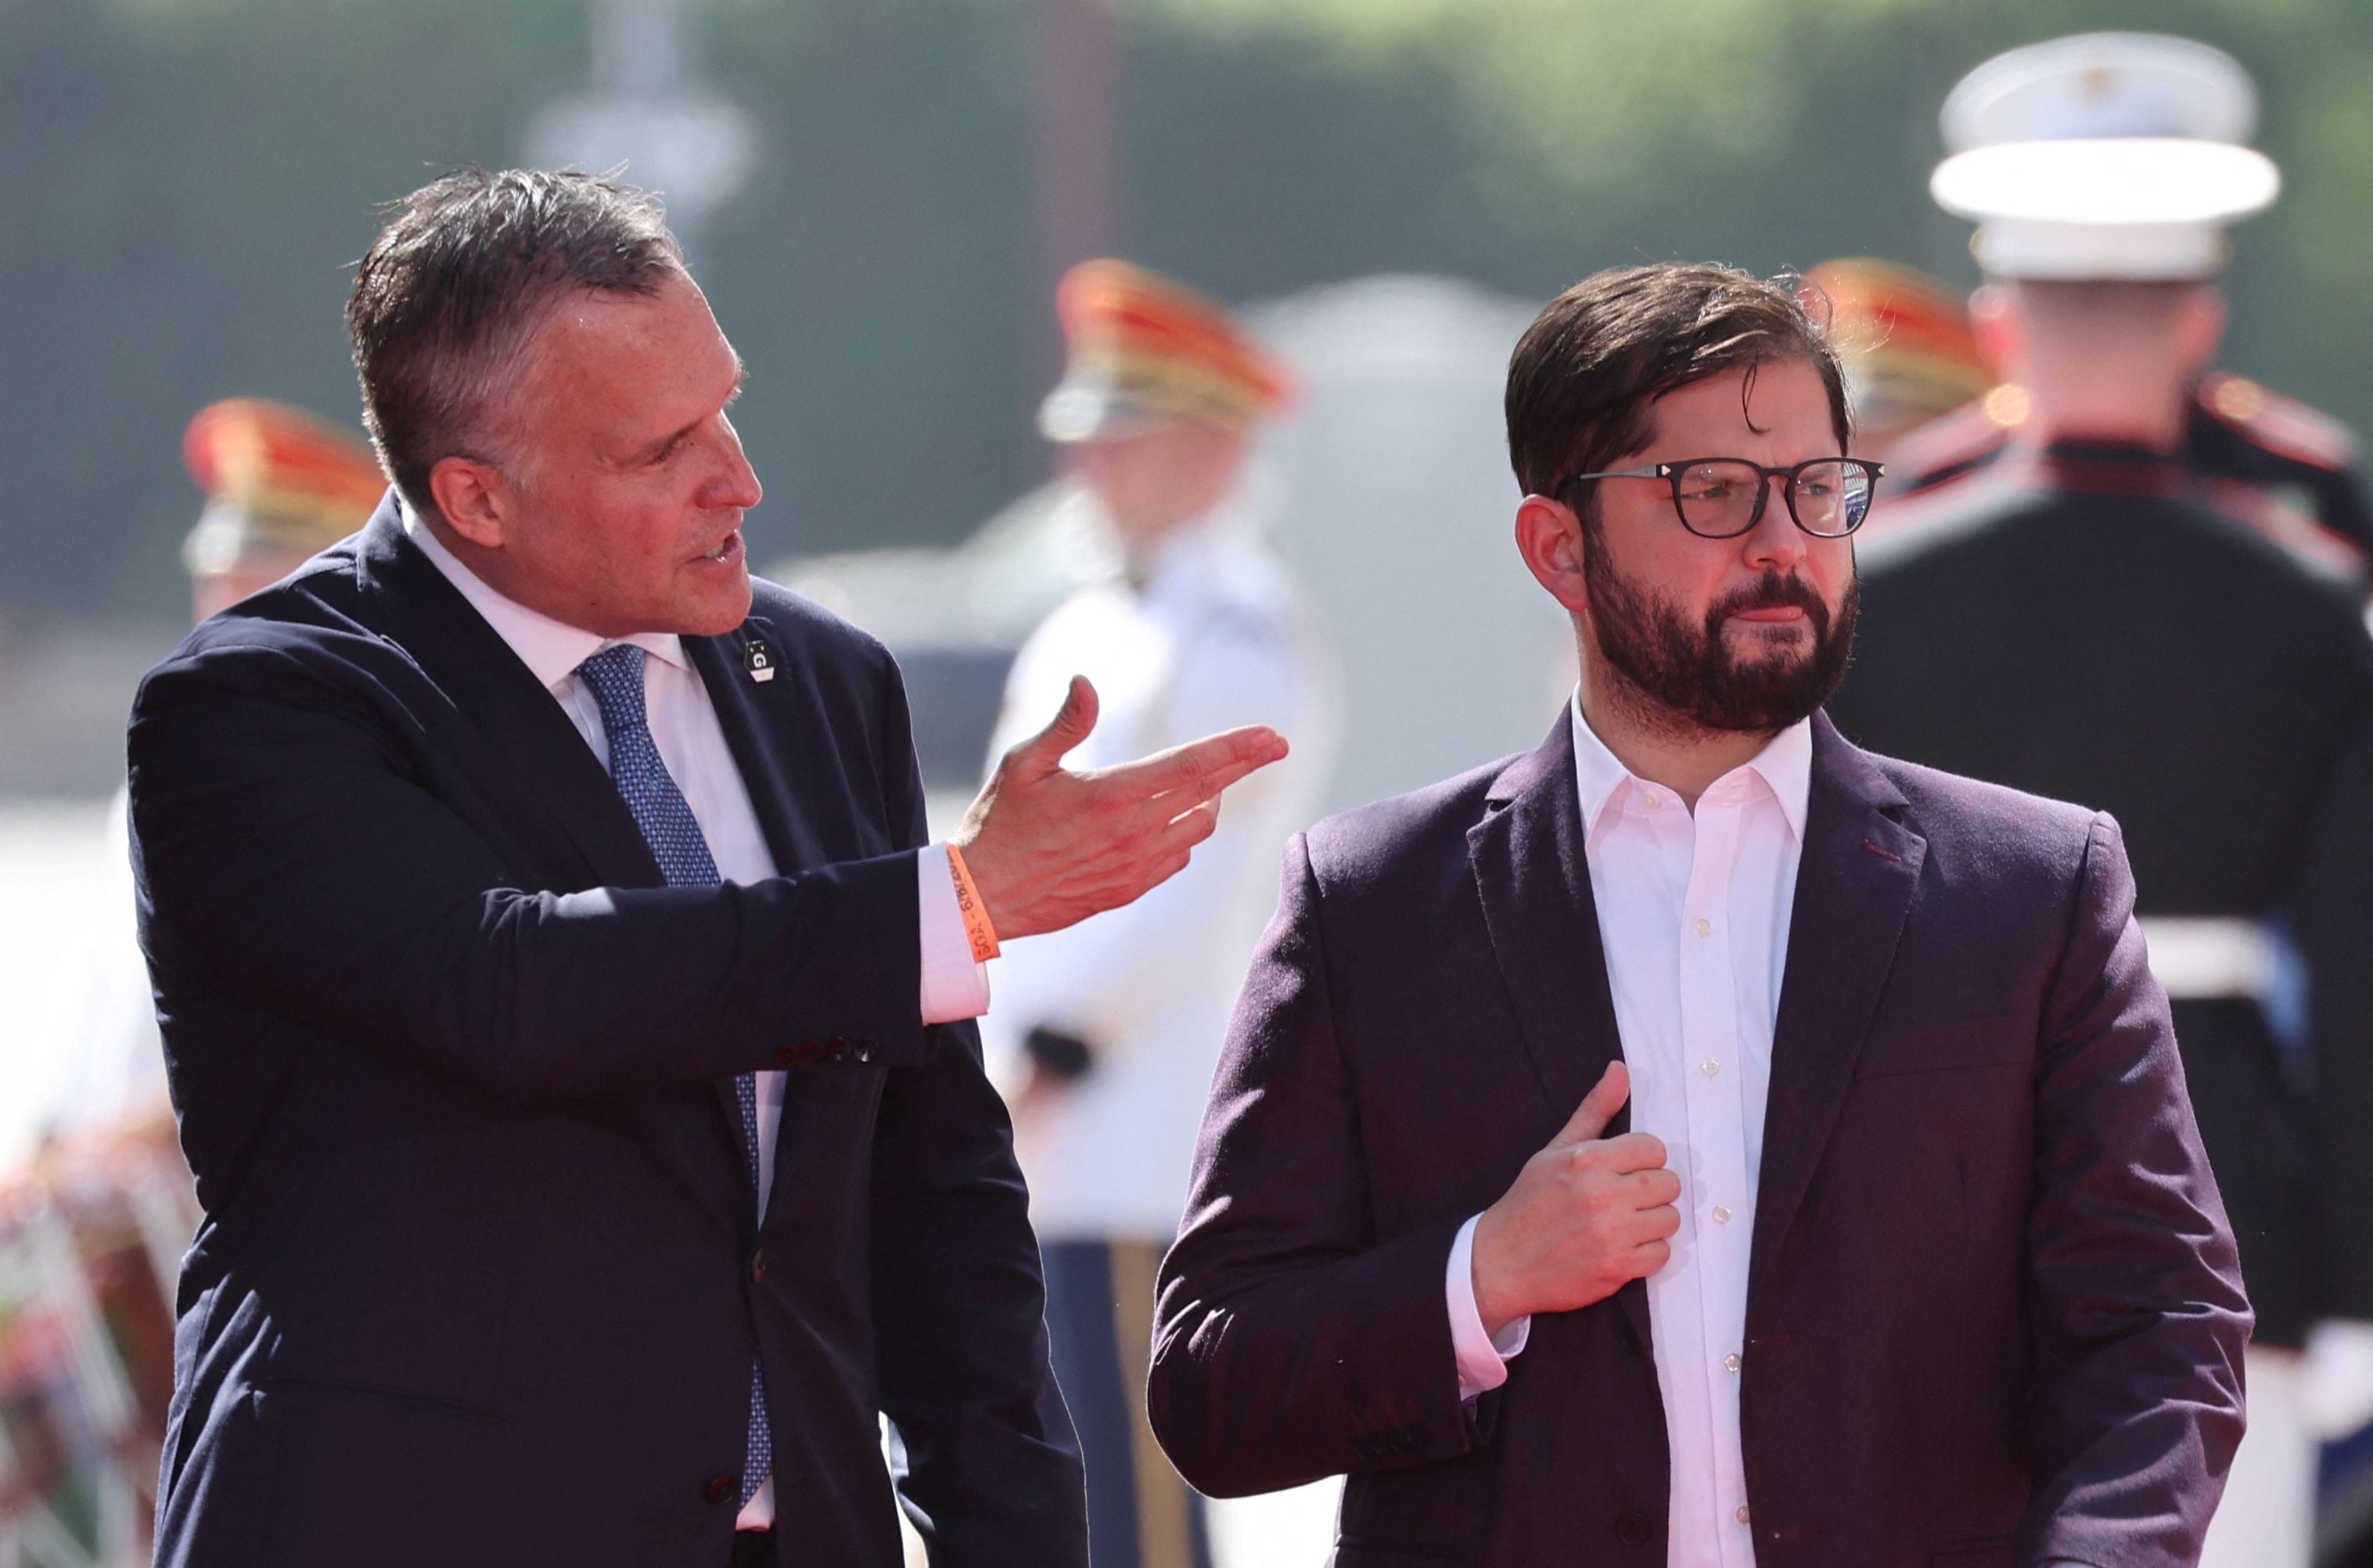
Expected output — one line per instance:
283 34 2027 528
1302 753 1513 898
746 577 898 679
1865 748 2103 868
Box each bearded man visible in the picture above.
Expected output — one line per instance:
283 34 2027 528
1146 263 2249 1567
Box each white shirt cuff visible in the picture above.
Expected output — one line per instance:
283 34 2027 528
916 843 991 1025
1447 1212 1530 1401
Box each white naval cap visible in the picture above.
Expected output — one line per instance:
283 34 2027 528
1929 32 2280 282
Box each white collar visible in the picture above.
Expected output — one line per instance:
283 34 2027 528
401 502 689 690
1567 687 1813 847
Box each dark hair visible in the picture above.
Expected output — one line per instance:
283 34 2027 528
1505 262 1850 506
346 167 686 515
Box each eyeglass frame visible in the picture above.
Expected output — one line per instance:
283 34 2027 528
1555 455 1885 539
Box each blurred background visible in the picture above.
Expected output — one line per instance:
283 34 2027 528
3 0 2371 1563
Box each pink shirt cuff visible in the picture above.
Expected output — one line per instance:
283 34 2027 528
1447 1212 1530 1401
916 843 991 1024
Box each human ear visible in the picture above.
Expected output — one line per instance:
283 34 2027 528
426 456 512 550
2177 288 2227 378
1967 285 2019 379
1515 493 1591 615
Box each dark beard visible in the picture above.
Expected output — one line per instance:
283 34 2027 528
1581 520 1857 734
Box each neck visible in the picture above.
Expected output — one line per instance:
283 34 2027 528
2010 354 2189 451
1576 653 1776 811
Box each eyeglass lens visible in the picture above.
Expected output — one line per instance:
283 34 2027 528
1673 460 1872 537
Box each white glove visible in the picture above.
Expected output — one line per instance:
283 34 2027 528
2299 1318 2373 1440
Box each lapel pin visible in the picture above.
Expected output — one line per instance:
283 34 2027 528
745 638 776 683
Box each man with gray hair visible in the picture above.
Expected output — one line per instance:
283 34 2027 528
129 167 1285 1567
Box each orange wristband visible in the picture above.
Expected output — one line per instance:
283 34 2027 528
944 843 1001 963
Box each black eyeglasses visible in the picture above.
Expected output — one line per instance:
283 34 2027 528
1558 456 1882 539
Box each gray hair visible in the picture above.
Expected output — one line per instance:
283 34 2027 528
347 167 686 516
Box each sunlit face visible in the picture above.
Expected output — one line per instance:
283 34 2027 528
1066 416 1248 549
1579 358 1857 732
470 274 764 638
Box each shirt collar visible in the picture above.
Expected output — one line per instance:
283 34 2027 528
401 502 689 690
1567 687 1813 845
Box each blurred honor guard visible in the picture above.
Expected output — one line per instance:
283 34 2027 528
983 260 1337 1568
58 400 383 1142
1828 33 2373 1568
1883 34 2372 579
179 397 390 620
1800 259 1990 468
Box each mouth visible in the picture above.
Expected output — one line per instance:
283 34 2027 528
1728 605 1809 624
692 530 745 569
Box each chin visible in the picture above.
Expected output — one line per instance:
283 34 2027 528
676 575 755 637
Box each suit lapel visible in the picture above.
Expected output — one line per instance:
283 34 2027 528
685 617 845 1192
685 617 834 879
350 502 662 891
1749 714 1925 1284
1468 712 1650 1351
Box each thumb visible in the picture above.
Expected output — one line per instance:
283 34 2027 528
1011 675 1098 775
1552 1059 1630 1147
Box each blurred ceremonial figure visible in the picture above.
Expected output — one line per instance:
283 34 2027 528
129 171 1289 1568
982 260 1337 1568
1884 37 2371 579
58 399 384 1143
1799 260 1990 466
1829 34 2373 1568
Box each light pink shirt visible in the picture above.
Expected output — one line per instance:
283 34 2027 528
1447 694 1811 1567
404 512 987 1526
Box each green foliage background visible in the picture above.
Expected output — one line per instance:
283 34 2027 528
4 0 2368 624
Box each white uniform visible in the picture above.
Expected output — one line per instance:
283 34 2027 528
982 492 1337 1243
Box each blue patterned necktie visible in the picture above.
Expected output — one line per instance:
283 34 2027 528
575 643 772 1507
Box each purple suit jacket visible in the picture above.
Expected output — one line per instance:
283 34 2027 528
1149 712 2249 1567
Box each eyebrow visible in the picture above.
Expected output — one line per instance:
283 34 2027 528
631 355 748 465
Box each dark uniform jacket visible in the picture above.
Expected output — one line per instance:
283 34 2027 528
1832 441 2373 1346
129 499 1087 1567
1151 712 2247 1567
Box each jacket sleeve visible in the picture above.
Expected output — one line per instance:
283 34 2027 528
1148 833 1482 1498
867 661 1090 1566
2021 812 2253 1565
126 628 926 1103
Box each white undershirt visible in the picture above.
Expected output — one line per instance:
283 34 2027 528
404 509 987 1525
1447 692 1810 1567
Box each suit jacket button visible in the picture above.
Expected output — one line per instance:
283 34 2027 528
750 1247 768 1283
1615 1511 1653 1547
705 1473 736 1505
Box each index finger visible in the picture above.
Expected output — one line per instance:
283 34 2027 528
1092 725 1289 807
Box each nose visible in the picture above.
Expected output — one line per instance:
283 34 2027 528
1741 473 1805 570
704 414 764 511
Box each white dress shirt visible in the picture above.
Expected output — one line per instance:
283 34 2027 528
403 511 987 1527
1447 692 1811 1568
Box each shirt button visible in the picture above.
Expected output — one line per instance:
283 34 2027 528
1724 1352 1742 1372
1693 918 1711 937
1700 1058 1720 1078
1639 790 1659 809
1735 1504 1752 1524
1712 1204 1732 1225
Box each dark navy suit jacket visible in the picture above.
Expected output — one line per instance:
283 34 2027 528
128 498 1085 1566
1149 712 2249 1567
